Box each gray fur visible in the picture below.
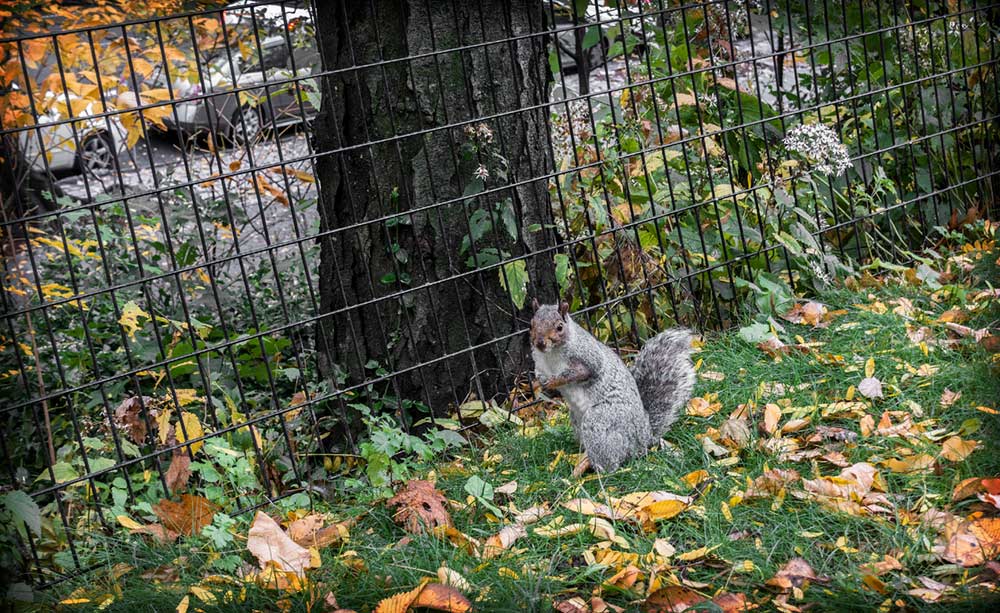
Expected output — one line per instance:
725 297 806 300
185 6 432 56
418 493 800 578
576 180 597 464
531 306 649 472
630 329 696 437
531 304 695 472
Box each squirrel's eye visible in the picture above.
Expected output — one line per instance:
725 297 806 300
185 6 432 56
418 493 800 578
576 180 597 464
556 324 564 332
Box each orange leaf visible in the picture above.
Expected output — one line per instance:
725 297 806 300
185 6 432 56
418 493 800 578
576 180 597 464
939 436 978 462
643 585 706 612
386 480 452 535
152 494 218 536
762 403 781 435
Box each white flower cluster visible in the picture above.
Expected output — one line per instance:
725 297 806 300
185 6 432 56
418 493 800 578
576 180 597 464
464 122 494 144
783 123 852 177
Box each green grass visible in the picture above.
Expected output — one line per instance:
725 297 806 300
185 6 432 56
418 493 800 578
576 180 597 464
37 279 1000 612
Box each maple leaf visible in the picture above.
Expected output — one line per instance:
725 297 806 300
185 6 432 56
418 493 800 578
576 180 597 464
386 480 453 535
164 452 191 494
373 579 471 613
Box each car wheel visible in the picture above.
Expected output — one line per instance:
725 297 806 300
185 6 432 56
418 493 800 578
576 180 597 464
77 132 116 175
231 105 262 146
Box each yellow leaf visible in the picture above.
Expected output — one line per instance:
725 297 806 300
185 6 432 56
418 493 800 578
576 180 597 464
763 403 782 435
677 544 719 561
189 586 216 604
177 411 205 454
174 389 202 407
175 595 189 613
641 499 687 522
864 358 875 378
940 436 978 462
118 300 149 339
116 515 143 530
681 469 709 488
157 408 173 445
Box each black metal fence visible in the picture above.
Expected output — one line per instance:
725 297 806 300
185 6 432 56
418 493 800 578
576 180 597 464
0 0 997 587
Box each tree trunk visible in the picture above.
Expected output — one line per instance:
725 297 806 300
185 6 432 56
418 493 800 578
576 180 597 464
313 0 557 421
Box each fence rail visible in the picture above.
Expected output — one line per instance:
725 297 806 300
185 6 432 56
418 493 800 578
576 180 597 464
0 0 997 587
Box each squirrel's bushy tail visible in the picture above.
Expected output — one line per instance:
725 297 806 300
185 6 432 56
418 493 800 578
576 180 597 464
630 329 695 438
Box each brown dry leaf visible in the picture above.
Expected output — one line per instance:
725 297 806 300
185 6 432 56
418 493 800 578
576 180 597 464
712 592 757 612
762 403 782 435
699 370 726 382
604 564 642 590
719 418 752 448
781 301 828 327
386 480 452 535
131 522 180 544
513 504 552 525
482 523 527 559
562 498 620 521
757 336 809 359
940 388 962 407
152 494 218 536
746 469 800 498
432 526 482 557
247 511 318 577
861 573 887 594
554 597 591 613
883 454 936 474
937 518 1000 567
861 554 903 576
642 585 706 612
374 579 428 613
686 394 722 417
938 308 968 323
952 477 988 501
494 481 517 497
939 436 978 462
288 514 350 549
436 566 473 592
114 396 154 444
765 557 826 593
410 583 472 613
164 452 192 494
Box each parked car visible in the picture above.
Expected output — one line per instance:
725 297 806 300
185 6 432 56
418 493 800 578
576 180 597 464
222 0 312 30
17 90 127 176
161 33 320 144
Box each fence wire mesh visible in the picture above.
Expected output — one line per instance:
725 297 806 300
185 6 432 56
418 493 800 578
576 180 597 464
0 0 997 587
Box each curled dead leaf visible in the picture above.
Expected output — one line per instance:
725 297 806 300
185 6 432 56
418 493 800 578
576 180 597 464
247 511 317 577
642 585 706 613
386 480 452 535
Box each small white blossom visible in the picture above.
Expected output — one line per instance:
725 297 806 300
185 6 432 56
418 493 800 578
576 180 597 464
474 164 490 181
783 123 852 177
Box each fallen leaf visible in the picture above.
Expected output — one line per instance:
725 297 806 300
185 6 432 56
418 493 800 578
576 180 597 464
374 579 471 613
152 494 218 536
436 565 473 592
940 436 978 462
746 469 800 498
554 597 591 613
781 301 828 327
494 481 517 497
642 585 706 612
680 470 710 488
640 499 688 522
386 480 452 535
765 557 826 593
857 377 883 399
712 592 758 612
676 544 719 561
288 514 350 548
164 453 191 494
719 418 752 448
940 388 962 407
883 454 936 474
686 395 722 417
652 538 676 558
860 554 903 576
513 504 551 525
482 523 526 559
604 564 642 589
247 511 316 577
762 403 781 435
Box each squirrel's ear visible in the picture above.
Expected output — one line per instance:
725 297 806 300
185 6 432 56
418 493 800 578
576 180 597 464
559 301 570 320
532 298 540 312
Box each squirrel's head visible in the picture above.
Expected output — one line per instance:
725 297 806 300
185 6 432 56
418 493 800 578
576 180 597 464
530 299 571 352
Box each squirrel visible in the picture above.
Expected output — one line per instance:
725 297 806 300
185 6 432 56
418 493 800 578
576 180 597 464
530 299 695 473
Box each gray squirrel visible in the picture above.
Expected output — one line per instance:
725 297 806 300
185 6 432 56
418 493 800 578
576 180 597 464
530 300 695 473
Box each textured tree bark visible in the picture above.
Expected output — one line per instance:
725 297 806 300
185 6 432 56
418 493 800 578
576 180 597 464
313 0 557 418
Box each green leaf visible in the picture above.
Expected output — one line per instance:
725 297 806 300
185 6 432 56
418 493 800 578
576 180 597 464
499 259 529 309
554 254 572 296
464 475 494 501
738 322 772 344
4 491 41 537
582 26 602 50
